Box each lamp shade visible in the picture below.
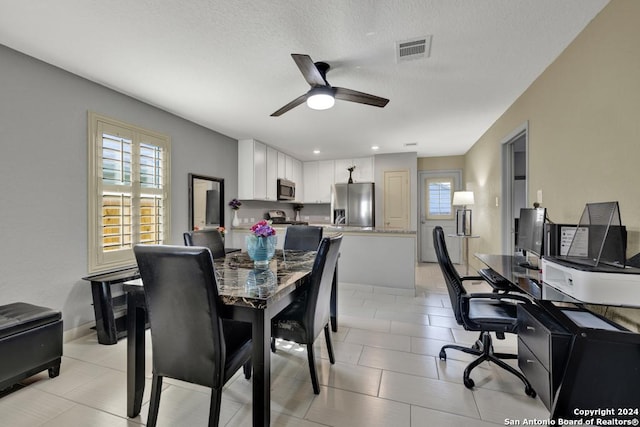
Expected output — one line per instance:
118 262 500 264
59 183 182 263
452 191 474 206
306 87 335 110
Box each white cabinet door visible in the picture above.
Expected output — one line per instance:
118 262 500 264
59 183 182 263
334 159 353 183
292 159 303 202
266 146 278 200
238 139 269 200
333 157 373 183
277 152 286 179
303 160 334 203
353 157 374 182
285 155 294 180
253 141 267 199
317 160 335 203
303 161 319 203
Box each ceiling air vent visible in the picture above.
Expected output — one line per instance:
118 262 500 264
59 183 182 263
404 142 418 147
396 36 432 63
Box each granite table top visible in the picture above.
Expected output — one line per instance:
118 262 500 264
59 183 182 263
124 249 316 310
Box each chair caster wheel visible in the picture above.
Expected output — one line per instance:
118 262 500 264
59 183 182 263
525 386 536 398
463 377 475 389
439 350 447 360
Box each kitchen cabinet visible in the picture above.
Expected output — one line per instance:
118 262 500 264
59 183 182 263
266 146 277 200
238 139 277 200
277 152 296 181
292 158 303 202
303 160 334 203
334 157 374 183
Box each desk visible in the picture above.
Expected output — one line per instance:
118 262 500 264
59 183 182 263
125 250 318 427
476 254 640 423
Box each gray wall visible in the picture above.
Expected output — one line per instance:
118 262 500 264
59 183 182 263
0 44 238 331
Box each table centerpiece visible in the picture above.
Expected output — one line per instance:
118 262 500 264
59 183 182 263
246 220 277 267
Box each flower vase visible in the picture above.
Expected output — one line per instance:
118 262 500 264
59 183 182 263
246 235 277 267
295 211 301 222
232 210 240 227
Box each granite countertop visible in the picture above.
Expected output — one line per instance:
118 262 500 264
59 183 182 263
231 224 416 235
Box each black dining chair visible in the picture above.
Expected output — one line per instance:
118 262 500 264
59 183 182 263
183 229 226 259
283 225 323 251
271 234 342 394
134 245 253 427
432 226 536 396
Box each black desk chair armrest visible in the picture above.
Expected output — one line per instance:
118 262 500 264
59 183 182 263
460 275 484 282
462 292 532 304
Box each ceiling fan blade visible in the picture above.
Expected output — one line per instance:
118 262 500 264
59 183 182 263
291 54 328 87
334 87 389 108
270 93 308 117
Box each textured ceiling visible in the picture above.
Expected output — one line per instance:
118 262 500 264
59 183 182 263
0 0 608 161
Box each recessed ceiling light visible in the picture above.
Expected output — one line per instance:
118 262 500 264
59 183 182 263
313 150 320 154
371 146 379 151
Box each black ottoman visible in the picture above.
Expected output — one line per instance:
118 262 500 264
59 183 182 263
0 302 63 390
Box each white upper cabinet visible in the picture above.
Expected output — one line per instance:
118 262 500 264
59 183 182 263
292 158 303 202
266 146 278 200
277 152 296 181
334 156 374 183
303 160 335 203
238 139 277 200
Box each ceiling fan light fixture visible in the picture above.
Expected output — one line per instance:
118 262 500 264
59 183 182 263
306 87 335 110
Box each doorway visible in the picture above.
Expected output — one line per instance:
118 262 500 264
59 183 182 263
501 123 528 255
418 170 462 263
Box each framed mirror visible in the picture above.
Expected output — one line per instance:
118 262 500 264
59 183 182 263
188 173 225 231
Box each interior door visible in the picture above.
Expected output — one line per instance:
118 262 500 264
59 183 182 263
419 170 462 263
383 170 410 229
501 125 528 254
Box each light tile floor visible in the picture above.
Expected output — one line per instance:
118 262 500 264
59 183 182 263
0 263 550 426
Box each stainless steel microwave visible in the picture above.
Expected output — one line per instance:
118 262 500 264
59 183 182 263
277 179 295 200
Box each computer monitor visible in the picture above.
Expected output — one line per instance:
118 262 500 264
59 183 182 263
516 207 546 269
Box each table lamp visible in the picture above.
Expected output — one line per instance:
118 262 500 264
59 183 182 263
452 191 474 236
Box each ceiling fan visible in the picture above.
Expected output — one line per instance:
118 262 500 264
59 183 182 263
270 53 389 117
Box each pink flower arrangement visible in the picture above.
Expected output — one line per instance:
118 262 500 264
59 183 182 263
250 220 276 237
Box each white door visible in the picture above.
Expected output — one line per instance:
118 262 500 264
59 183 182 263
383 170 410 229
419 170 462 263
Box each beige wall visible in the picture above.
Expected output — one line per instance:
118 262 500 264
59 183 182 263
418 155 465 172
464 0 640 330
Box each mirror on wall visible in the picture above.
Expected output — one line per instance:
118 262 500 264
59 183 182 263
188 173 225 231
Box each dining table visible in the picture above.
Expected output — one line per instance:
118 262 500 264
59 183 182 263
124 249 329 427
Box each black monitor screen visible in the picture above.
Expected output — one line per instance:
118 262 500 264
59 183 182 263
517 208 546 257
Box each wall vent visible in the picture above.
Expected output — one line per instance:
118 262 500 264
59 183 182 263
396 36 432 62
404 142 418 147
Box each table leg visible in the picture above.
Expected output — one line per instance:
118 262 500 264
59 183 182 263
250 310 271 427
127 291 146 418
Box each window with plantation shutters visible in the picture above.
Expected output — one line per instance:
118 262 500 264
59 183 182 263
426 177 454 220
88 112 171 273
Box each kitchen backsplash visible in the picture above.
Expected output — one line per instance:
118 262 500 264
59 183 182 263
232 200 331 225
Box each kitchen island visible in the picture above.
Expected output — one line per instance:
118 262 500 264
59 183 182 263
228 225 416 290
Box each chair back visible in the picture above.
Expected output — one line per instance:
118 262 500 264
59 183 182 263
134 244 226 389
432 226 467 324
184 229 226 259
283 225 323 251
305 234 342 338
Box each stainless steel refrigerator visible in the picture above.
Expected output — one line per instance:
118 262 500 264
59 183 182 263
331 183 375 227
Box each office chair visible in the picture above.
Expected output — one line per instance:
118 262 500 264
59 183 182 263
134 245 252 427
183 229 226 259
432 226 536 396
283 225 323 251
271 234 342 394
